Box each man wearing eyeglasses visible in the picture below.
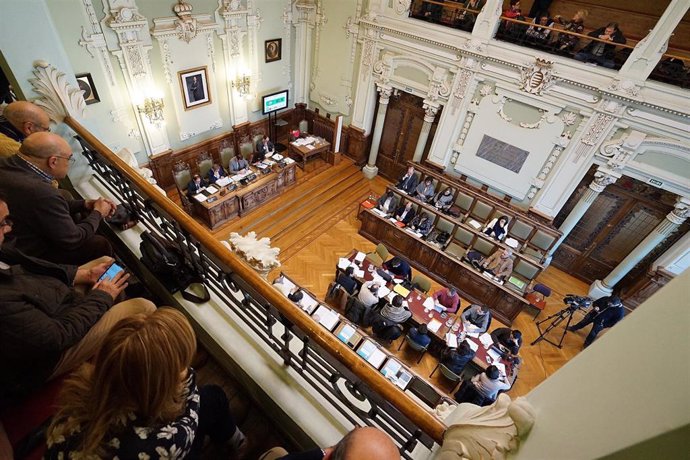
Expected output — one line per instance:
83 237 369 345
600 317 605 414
0 132 116 265
0 101 52 157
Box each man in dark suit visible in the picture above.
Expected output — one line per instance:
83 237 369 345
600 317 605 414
383 256 412 280
255 135 274 163
394 202 416 225
336 266 358 295
574 23 626 69
568 295 625 347
187 174 204 197
207 163 226 184
396 165 418 194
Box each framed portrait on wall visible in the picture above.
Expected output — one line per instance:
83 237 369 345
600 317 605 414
75 73 100 105
178 66 211 110
265 38 282 63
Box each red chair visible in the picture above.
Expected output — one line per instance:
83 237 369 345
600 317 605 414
525 283 551 319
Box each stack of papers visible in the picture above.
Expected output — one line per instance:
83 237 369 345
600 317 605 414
272 154 284 161
377 286 391 298
393 284 410 298
479 333 494 348
445 333 458 348
354 252 366 263
357 340 386 368
467 219 482 230
466 340 479 352
422 297 435 310
354 268 365 278
427 318 442 333
380 359 413 390
313 305 339 331
299 293 319 314
216 177 232 187
372 208 387 217
206 185 219 194
284 158 295 164
193 193 207 202
487 348 503 362
466 331 481 339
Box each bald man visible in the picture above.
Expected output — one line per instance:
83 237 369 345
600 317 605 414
0 132 115 265
259 427 400 460
0 101 51 157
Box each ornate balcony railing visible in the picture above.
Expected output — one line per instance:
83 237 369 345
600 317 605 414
67 116 447 458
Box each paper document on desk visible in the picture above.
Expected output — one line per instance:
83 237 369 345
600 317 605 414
427 318 442 333
422 297 435 310
466 332 481 339
354 268 365 278
466 340 479 352
386 292 397 303
377 286 391 298
215 177 232 187
367 348 386 368
479 333 494 347
314 305 339 331
372 208 387 217
300 294 319 314
337 324 356 343
337 258 351 270
393 284 410 298
493 362 507 376
306 145 315 150
284 158 295 164
193 193 207 202
467 219 482 230
445 333 458 348
354 252 366 263
392 278 404 284
488 348 503 362
272 154 284 161
279 276 296 292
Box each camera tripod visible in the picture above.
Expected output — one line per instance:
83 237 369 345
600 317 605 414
531 305 580 349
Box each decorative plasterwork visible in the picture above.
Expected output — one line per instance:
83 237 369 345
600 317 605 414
667 197 690 225
519 58 556 96
560 111 577 126
627 108 690 132
78 0 117 87
581 113 615 146
180 119 222 141
29 61 86 122
173 0 198 43
309 0 328 93
607 78 642 98
394 0 411 16
589 169 620 193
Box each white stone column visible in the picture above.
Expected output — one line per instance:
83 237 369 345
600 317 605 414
471 0 504 40
546 169 621 262
619 0 690 81
412 102 439 163
589 196 690 299
292 0 317 105
362 85 392 179
217 2 250 126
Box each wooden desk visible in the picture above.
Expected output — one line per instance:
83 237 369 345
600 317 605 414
289 137 331 169
358 209 529 325
192 162 296 229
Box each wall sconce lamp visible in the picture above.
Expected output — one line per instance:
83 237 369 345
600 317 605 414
232 74 251 97
138 97 165 124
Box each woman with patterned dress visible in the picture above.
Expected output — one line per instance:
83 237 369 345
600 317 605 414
45 308 246 460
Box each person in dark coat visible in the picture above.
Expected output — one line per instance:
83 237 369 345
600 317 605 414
394 202 416 225
574 23 626 69
568 295 625 347
337 265 358 295
396 165 418 194
383 256 412 280
442 341 476 375
491 327 523 355
408 324 431 348
207 163 226 184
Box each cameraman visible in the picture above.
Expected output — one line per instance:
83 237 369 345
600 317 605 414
567 295 625 348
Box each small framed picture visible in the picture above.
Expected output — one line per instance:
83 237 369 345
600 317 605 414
75 73 100 105
178 66 211 110
265 38 282 63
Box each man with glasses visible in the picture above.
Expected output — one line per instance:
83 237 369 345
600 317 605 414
0 132 116 265
0 101 52 157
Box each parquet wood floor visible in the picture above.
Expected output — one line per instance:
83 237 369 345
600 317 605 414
167 156 591 416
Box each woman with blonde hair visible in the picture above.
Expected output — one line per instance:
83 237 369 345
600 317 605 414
45 308 246 459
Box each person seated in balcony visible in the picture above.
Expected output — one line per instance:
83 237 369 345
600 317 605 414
383 256 412 281
480 248 514 281
336 265 358 295
377 190 398 215
454 365 510 406
491 327 523 355
0 132 116 265
254 135 275 163
552 9 588 55
45 308 247 460
259 426 400 460
503 0 522 20
454 0 485 31
358 280 381 308
187 173 204 197
461 304 492 334
0 101 51 157
442 340 476 374
408 324 431 348
483 215 509 241
433 286 461 314
432 187 454 212
574 22 626 69
412 178 435 203
524 13 554 47
396 165 418 194
409 212 434 238
422 0 445 23
207 162 226 184
380 294 412 324
394 201 416 226
499 0 524 38
229 152 249 174
0 194 156 416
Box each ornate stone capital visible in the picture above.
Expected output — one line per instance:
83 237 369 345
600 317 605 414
589 169 620 193
667 197 690 225
422 102 439 122
376 84 393 104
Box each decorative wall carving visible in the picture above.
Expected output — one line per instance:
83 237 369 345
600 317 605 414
78 0 117 87
581 113 615 146
173 0 198 43
227 231 281 278
29 61 86 122
394 0 411 16
560 111 577 126
519 58 556 96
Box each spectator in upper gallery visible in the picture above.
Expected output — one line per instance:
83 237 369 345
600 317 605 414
380 294 412 324
502 0 522 20
528 0 553 18
461 304 492 334
408 324 431 348
574 22 626 69
442 340 476 375
0 132 116 265
480 248 514 281
413 178 436 203
422 0 445 23
394 201 416 226
552 9 589 54
491 327 523 355
187 173 204 197
0 101 52 157
454 0 485 31
254 135 275 163
483 215 509 241
432 187 454 212
524 13 555 46
396 165 418 194
336 265 358 295
207 162 226 184
433 286 461 314
358 280 381 308
377 190 398 215
499 0 524 38
229 151 249 173
383 256 412 281
409 212 434 238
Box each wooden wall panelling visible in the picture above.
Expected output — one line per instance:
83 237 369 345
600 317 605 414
345 125 369 165
620 267 674 309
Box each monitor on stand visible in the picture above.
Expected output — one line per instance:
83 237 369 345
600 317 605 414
262 90 289 152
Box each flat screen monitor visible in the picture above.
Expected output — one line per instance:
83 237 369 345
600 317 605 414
262 90 289 115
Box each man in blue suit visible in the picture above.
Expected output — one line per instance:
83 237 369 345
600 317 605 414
383 256 412 281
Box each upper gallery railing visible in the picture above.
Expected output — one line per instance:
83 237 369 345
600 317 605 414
65 116 447 457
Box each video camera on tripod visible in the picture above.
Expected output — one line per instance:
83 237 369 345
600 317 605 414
563 294 593 312
531 294 593 349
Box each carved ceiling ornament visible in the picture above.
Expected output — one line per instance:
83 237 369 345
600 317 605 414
581 113 615 146
173 0 198 43
560 111 577 126
30 60 86 122
221 0 242 11
519 58 556 96
607 78 641 98
394 0 411 15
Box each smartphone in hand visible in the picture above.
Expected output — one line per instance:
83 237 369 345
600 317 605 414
98 262 125 283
